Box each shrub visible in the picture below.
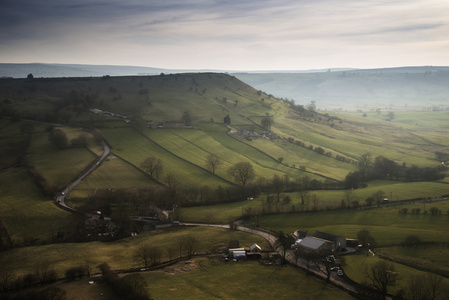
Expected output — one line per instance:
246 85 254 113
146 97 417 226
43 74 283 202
404 234 421 246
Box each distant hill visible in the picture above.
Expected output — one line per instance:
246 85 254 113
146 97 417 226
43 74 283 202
234 66 449 110
0 63 174 78
2 63 448 110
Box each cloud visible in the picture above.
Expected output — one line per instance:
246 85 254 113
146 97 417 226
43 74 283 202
1 0 448 69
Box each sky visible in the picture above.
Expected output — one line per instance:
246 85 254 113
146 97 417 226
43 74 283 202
1 0 448 71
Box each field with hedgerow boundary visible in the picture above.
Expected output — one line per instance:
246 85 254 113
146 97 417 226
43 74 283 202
1 73 449 298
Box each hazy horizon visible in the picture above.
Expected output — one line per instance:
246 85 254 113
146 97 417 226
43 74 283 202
1 0 449 71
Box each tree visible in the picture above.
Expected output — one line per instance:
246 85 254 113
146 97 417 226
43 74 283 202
298 189 311 206
276 231 294 264
227 162 255 187
343 189 354 208
372 190 386 207
364 260 398 299
182 111 191 125
306 100 316 111
386 111 395 121
358 152 372 167
141 156 163 179
224 114 231 125
403 234 421 246
365 197 375 207
271 174 284 206
205 154 221 175
135 243 162 267
27 73 34 79
357 229 376 248
407 273 445 300
50 128 69 149
261 116 274 131
180 235 198 258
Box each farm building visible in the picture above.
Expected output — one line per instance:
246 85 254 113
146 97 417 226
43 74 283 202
297 237 333 253
229 248 247 261
250 243 262 253
312 231 347 252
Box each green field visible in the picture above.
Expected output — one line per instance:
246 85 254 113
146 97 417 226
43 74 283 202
27 130 98 189
0 226 270 277
71 155 159 198
179 181 449 223
256 200 449 247
376 244 449 274
142 257 355 300
102 127 231 188
0 168 71 244
344 252 449 296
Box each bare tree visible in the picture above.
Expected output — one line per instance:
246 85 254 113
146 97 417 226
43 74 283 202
357 229 377 248
205 154 221 175
227 161 255 187
135 243 162 267
364 260 398 299
408 273 445 300
372 190 386 207
141 156 164 179
343 189 353 208
180 235 198 258
276 231 294 264
298 189 311 206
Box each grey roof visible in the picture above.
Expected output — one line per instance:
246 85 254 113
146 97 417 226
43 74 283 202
298 237 327 250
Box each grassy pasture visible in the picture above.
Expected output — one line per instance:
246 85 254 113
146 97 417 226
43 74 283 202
144 124 321 183
376 244 449 274
179 181 449 223
27 131 98 189
275 109 448 168
101 127 230 188
71 155 158 198
257 201 449 247
344 253 449 297
0 226 269 278
0 168 71 243
242 137 357 180
141 258 355 300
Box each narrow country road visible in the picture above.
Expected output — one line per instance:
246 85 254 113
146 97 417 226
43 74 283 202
56 143 110 212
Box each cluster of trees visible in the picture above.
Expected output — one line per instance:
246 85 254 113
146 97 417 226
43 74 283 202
399 207 444 215
345 154 445 189
98 263 151 300
48 127 91 149
2 86 94 125
0 261 58 294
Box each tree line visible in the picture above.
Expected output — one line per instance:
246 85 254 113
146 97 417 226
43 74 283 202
345 154 445 189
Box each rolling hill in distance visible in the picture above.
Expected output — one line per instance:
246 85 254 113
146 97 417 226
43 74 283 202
2 63 448 110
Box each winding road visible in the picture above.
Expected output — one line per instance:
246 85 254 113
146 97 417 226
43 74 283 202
56 143 110 212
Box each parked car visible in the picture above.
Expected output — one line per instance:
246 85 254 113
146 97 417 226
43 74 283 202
337 269 344 277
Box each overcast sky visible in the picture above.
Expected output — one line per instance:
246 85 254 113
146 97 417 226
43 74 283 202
1 0 448 71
